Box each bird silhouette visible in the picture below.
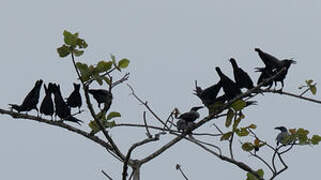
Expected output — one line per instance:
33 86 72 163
40 83 54 119
177 106 203 122
9 79 43 115
66 83 82 112
194 81 222 107
275 126 291 146
51 83 83 125
255 67 274 89
88 89 113 109
215 67 242 101
254 48 296 90
229 58 254 90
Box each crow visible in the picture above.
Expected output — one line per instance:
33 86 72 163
51 84 83 125
254 48 296 90
66 83 82 112
194 81 222 107
177 106 203 122
255 67 274 89
9 79 43 115
229 58 254 90
88 89 113 109
215 67 242 101
40 83 54 119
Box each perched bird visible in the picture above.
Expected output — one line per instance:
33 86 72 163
275 126 290 146
88 89 113 109
273 59 296 89
9 79 43 115
177 106 203 122
194 81 222 107
176 119 195 132
255 67 274 89
229 58 254 90
40 83 54 119
254 48 296 90
51 84 83 125
66 83 82 112
215 67 242 100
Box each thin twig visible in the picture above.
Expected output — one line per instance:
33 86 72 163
127 84 169 129
262 89 321 104
176 164 189 180
101 170 113 180
143 111 152 138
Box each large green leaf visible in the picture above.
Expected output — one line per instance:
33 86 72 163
242 142 254 152
231 99 246 111
311 135 321 145
106 112 121 120
73 49 84 57
96 61 113 73
63 30 78 46
57 45 71 57
76 62 91 81
220 132 232 141
225 109 234 127
118 58 130 69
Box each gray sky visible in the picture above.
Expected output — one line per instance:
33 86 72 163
1 0 320 179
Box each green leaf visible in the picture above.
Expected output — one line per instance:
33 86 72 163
242 142 254 152
248 124 257 129
310 85 317 95
220 132 232 141
76 38 88 48
236 128 249 137
102 76 111 85
118 58 130 69
311 135 321 145
96 61 113 73
76 62 91 81
257 169 264 178
73 49 84 57
63 30 78 46
225 109 234 127
106 112 121 120
232 114 244 130
57 45 71 57
231 99 246 111
88 120 116 135
93 74 103 85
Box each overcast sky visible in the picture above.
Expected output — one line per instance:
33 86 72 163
0 0 320 179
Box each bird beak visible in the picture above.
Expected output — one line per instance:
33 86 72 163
274 127 280 130
196 106 204 110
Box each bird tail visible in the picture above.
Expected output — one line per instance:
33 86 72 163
65 116 83 125
8 104 21 111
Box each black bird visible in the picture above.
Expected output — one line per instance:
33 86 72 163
9 79 43 115
177 106 203 122
215 67 242 101
254 48 296 89
176 119 195 132
194 81 222 107
66 83 82 112
273 59 296 89
51 84 83 125
40 83 54 119
88 89 113 109
255 67 274 89
229 58 254 90
275 126 290 146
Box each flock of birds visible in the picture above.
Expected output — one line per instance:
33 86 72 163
9 80 112 125
8 48 294 145
176 48 296 145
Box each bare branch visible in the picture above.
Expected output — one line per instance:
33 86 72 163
111 73 130 88
127 84 169 129
70 52 126 162
101 170 113 180
143 111 152 138
262 89 321 104
122 136 160 180
176 164 189 180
